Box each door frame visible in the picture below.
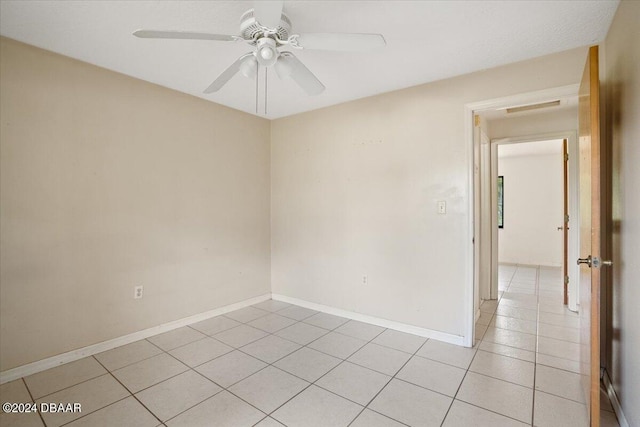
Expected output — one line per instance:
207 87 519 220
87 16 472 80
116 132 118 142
463 84 580 346
490 132 580 312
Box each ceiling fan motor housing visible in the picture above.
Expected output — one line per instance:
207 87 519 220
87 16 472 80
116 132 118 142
240 9 291 43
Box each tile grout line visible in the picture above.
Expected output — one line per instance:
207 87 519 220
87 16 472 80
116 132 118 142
100 334 255 426
471 274 539 413
507 265 585 421
260 319 391 423
138 307 333 422
20 376 47 427
160 310 375 426
531 264 540 426
534 388 592 406
466 265 539 425
440 336 483 427
465 362 535 390
90 355 164 427
357 408 411 427
57 395 132 427
174 314 359 424
111 340 268 426
233 311 357 425
24 370 107 403
87 337 168 374
344 337 428 427
147 338 273 425
451 398 536 426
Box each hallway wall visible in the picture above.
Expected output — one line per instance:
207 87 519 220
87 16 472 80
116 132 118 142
603 1 640 425
497 144 564 267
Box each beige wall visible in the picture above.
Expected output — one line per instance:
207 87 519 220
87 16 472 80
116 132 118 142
0 38 271 370
271 47 588 337
603 1 640 425
497 149 564 266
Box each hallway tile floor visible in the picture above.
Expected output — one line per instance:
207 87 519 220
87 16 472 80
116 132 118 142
0 265 621 426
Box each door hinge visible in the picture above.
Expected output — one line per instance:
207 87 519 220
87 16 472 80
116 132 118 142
474 115 480 127
564 153 569 161
565 214 570 223
564 276 569 285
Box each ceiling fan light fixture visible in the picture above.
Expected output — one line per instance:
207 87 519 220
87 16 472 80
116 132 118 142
239 54 258 78
275 53 294 79
133 1 384 102
256 37 278 67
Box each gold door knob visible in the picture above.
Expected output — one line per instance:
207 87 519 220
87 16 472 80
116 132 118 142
577 256 592 267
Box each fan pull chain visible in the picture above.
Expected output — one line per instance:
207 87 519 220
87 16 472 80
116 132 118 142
264 67 268 116
255 63 259 115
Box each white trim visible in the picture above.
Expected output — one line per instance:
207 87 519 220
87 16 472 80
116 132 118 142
490 142 499 298
567 132 580 312
603 369 629 427
491 131 576 146
475 309 481 323
463 105 475 347
464 84 580 113
271 294 464 346
0 293 271 384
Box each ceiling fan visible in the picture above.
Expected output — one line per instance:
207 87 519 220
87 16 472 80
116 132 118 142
133 1 385 98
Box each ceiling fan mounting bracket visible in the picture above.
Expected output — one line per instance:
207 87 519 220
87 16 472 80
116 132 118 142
240 8 291 45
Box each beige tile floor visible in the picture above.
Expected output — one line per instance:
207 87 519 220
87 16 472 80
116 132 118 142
0 266 621 426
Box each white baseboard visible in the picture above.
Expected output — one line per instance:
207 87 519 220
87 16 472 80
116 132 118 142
0 293 271 385
271 294 464 346
500 262 562 268
603 369 629 427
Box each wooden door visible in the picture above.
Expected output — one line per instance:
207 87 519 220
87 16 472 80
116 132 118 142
578 45 601 426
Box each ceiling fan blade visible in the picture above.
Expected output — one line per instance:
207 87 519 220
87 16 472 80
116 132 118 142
253 1 284 29
295 33 386 52
204 53 255 94
133 30 237 42
277 53 325 96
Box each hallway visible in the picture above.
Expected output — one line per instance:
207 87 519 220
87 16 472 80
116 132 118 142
474 264 619 426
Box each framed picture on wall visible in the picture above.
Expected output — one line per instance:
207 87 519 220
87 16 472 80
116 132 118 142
498 175 504 228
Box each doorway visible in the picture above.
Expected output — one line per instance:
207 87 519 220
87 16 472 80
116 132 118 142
464 84 581 346
497 139 564 263
465 49 616 426
489 135 580 313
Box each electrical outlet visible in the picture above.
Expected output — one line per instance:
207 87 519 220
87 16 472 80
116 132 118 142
362 275 368 285
134 285 143 299
437 201 447 214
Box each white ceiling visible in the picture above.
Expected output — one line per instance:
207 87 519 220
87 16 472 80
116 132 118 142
0 1 619 119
